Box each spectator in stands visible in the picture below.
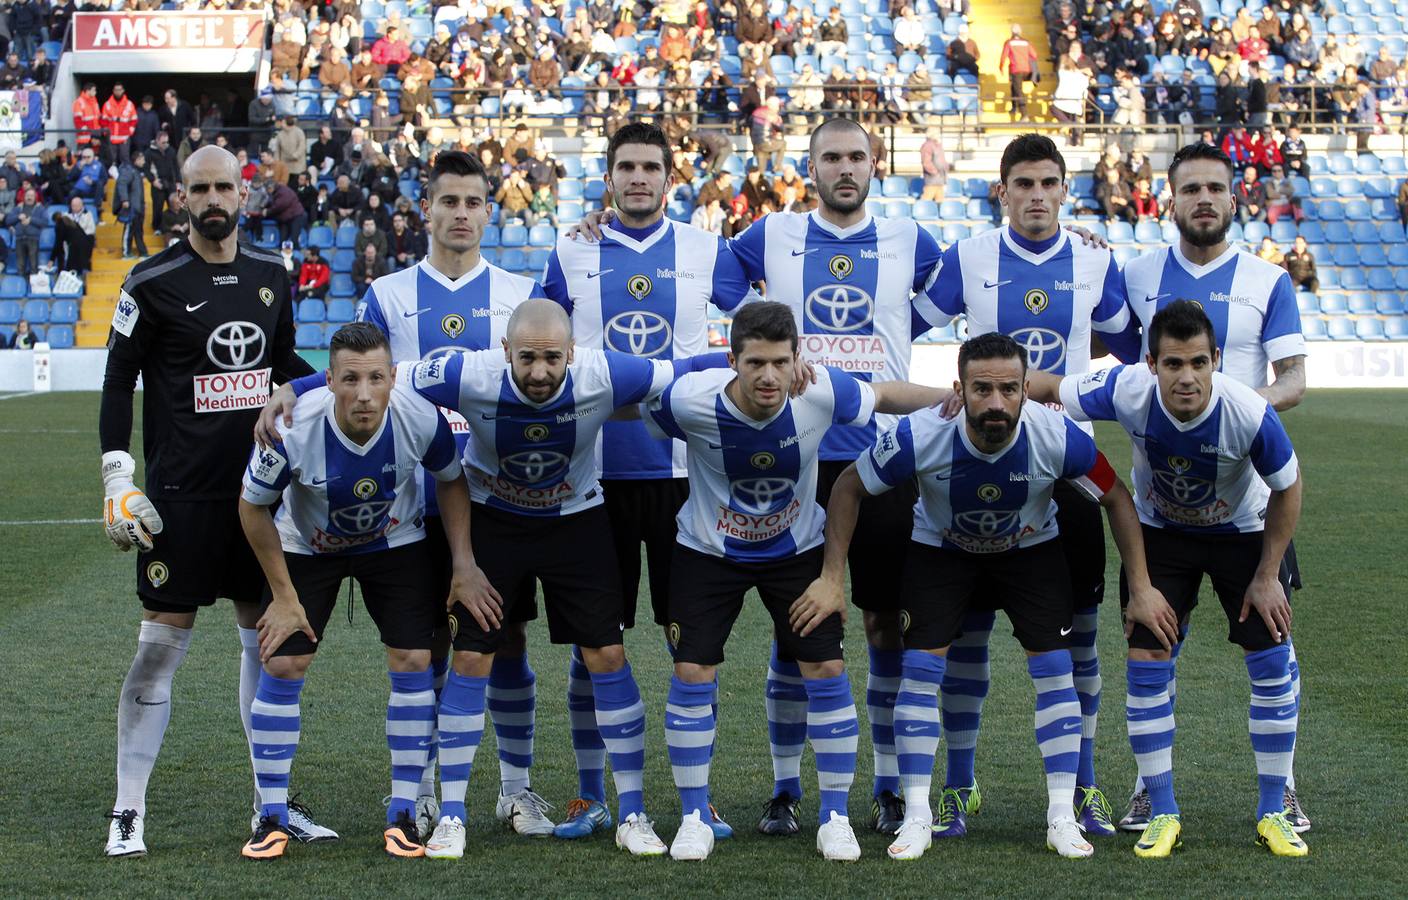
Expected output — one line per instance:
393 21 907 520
1331 67 1359 126
894 6 925 56
353 240 387 288
353 213 388 260
1246 62 1269 127
176 126 205 172
870 129 890 179
691 197 726 233
691 126 734 176
71 83 100 154
263 173 309 245
714 0 739 37
53 195 95 274
999 24 1039 120
1352 82 1377 152
157 191 189 246
1113 68 1148 132
947 23 979 77
696 170 734 210
1095 167 1136 224
310 124 342 178
68 145 104 204
1131 177 1159 221
361 191 394 234
1268 63 1301 127
1397 177 1408 227
502 124 535 168
1234 165 1267 223
351 48 384 94
750 96 786 173
737 73 777 128
371 89 403 136
904 65 935 125
1051 55 1090 144
385 212 426 271
319 45 352 95
131 95 161 152
816 6 847 60
114 148 149 259
771 161 807 206
496 167 535 223
737 1 773 56
1214 71 1244 125
294 243 330 301
1255 236 1284 267
0 52 24 90
851 66 882 124
8 319 35 350
1281 235 1318 292
1221 125 1254 167
30 47 52 87
13 205 40 278
39 146 68 207
5 184 40 225
330 173 362 228
272 116 306 186
1280 125 1307 177
247 89 277 156
698 62 734 124
278 239 299 281
526 185 558 231
1369 47 1397 101
1250 129 1283 170
371 24 411 76
10 0 44 63
919 127 950 201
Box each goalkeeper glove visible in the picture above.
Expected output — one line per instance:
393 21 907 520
102 450 164 552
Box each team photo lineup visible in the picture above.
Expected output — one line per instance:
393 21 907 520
96 114 1320 870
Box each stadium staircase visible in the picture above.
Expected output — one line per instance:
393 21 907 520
74 181 160 348
968 0 1051 123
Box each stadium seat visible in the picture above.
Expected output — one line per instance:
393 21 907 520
1355 155 1383 175
331 249 355 273
1363 177 1393 199
1368 269 1397 291
1383 156 1408 176
1112 246 1137 266
1386 317 1408 339
26 274 50 298
526 248 551 274
1243 222 1268 243
939 200 966 220
500 225 528 247
1299 221 1325 243
1270 221 1298 243
558 181 584 201
49 300 78 324
1319 294 1349 314
941 223 970 243
1336 177 1363 197
1355 318 1387 341
1329 154 1355 175
1319 268 1340 289
528 225 556 247
326 299 356 323
1295 292 1319 314
1348 292 1377 315
329 274 356 298
1325 221 1353 243
1106 222 1134 243
1359 245 1388 267
297 299 327 323
308 225 334 249
865 200 886 219
1301 316 1328 339
22 299 48 322
967 199 993 220
1380 222 1406 244
1352 221 1380 243
883 201 909 219
0 299 19 323
1396 269 1408 291
46 325 74 348
1331 245 1360 267
1344 200 1373 221
0 275 25 299
1326 317 1356 340
480 225 500 248
882 176 909 198
335 223 357 248
1378 293 1407 315
295 323 324 348
912 200 940 220
585 181 608 201
559 202 584 224
1310 178 1336 197
1340 268 1369 290
500 249 528 272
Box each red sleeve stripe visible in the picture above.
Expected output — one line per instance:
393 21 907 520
1072 451 1118 500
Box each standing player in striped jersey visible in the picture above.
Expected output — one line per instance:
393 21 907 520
400 300 734 859
1034 300 1306 858
238 323 465 860
1117 142 1310 834
98 145 333 858
261 151 554 839
911 134 1142 838
640 302 952 862
542 123 755 840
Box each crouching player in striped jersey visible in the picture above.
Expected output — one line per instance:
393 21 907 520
807 332 1165 861
1032 301 1306 858
238 322 466 860
639 302 953 862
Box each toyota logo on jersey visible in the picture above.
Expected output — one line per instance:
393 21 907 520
1010 327 1068 372
604 310 673 357
329 500 393 535
954 509 1023 538
805 284 874 333
730 477 796 515
206 321 267 371
1152 469 1216 506
499 450 571 484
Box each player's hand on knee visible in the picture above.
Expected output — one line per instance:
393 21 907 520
1240 575 1291 643
789 577 846 637
567 208 614 242
101 450 164 552
449 563 503 632
789 357 817 397
257 595 316 663
1125 585 1179 650
255 383 298 447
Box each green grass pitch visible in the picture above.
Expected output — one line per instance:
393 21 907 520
1 389 1404 897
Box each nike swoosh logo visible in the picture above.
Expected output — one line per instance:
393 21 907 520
791 248 818 256
1145 294 1172 303
983 279 1013 289
1275 708 1295 718
619 723 643 736
261 748 285 756
311 477 330 485
829 726 854 735
185 302 208 312
933 474 951 482
586 269 614 279
1059 625 1074 636
668 719 694 727
707 442 737 450
1063 721 1082 731
902 724 927 733
481 413 512 421
134 695 167 706
417 739 435 747
403 307 433 318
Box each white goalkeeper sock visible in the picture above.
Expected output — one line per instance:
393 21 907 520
238 625 262 809
115 621 192 816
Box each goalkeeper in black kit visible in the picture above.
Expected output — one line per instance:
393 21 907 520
99 145 336 858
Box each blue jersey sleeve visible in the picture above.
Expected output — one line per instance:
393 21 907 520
728 215 768 282
1092 257 1143 363
540 247 572 314
1059 365 1125 422
643 380 686 441
290 372 325 396
528 279 548 300
243 440 292 503
408 350 467 409
1262 272 1302 345
855 417 916 496
674 351 730 375
1249 405 1298 490
915 243 964 327
356 284 388 334
710 239 754 312
422 412 460 478
1059 417 1100 479
911 223 943 293
605 351 672 406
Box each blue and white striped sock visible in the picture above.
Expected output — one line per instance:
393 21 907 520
251 671 303 826
567 646 607 802
1069 605 1102 787
591 663 647 819
894 649 946 822
940 610 994 788
766 642 807 800
1286 639 1300 792
487 653 535 796
1246 644 1297 819
437 671 487 823
416 656 449 797
805 673 858 824
867 646 902 797
1127 659 1178 817
387 668 435 823
1029 651 1082 822
666 676 716 818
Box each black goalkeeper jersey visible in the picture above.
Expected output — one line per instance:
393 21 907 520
100 239 315 501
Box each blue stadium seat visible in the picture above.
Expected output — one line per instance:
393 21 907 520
1310 178 1335 197
1295 292 1319 314
882 175 909 198
335 223 358 248
0 299 19 323
1106 222 1134 243
1383 156 1408 176
1243 221 1269 243
1270 221 1298 242
1298 221 1325 243
1359 245 1388 266
308 225 334 249
585 181 608 201
1133 221 1162 243
326 299 356 323
295 323 324 348
559 202 584 224
1368 269 1397 291
883 201 909 219
297 299 327 322
1329 154 1355 175
1380 222 1407 244
865 200 886 219
499 249 528 272
49 300 78 324
1331 245 1360 267
967 199 993 220
912 200 940 220
500 225 528 247
43 324 73 348
26 275 50 298
1340 268 1369 290
1378 293 1407 315
331 249 355 273
1319 294 1349 314
1326 317 1356 340
528 225 556 247
1319 268 1340 289
1348 292 1378 315
1324 221 1353 243
1344 200 1373 221
1362 177 1393 199
1336 177 1363 197
941 223 970 243
1386 316 1408 339
558 181 584 202
1356 156 1384 177
329 274 356 298
1352 221 1380 243
480 225 500 248
0 275 25 299
938 200 966 220
1396 269 1408 291
526 248 551 274
1355 317 1387 340
1301 316 1328 340
22 299 48 322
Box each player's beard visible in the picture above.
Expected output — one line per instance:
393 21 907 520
192 208 238 241
817 177 868 215
1176 206 1231 248
966 410 1017 446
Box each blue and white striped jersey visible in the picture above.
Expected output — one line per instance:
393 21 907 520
729 210 941 459
542 218 754 479
356 257 546 514
643 365 875 562
914 226 1133 376
856 401 1115 554
1121 244 1306 389
240 375 461 555
407 347 679 517
1060 364 1299 533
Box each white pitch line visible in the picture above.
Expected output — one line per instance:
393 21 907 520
0 518 100 525
0 428 92 434
0 392 38 401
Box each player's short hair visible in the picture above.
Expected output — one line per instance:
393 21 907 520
729 301 798 355
999 133 1066 183
808 117 870 160
329 322 391 364
426 149 489 200
958 332 1028 380
1147 299 1216 360
606 121 672 173
1167 142 1235 190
